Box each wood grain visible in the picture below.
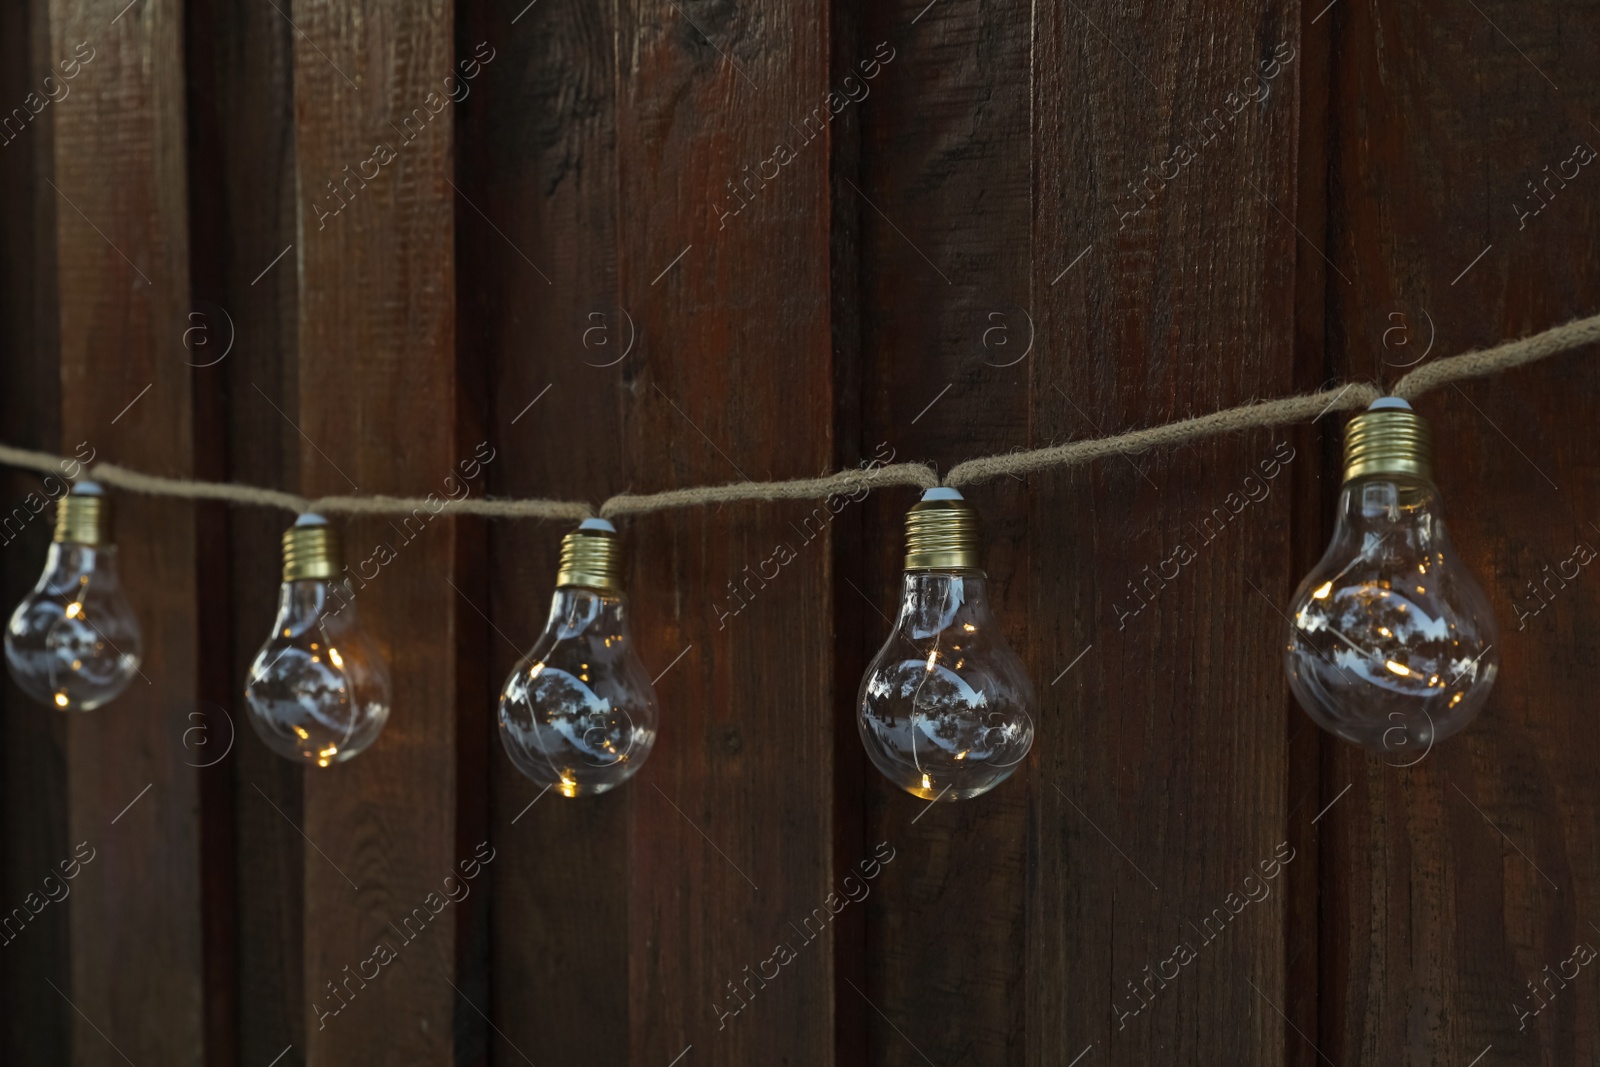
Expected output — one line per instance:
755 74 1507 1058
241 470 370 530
1028 3 1304 1064
47 0 206 1063
847 2 1033 1064
289 1 463 1062
613 0 839 1061
184 0 303 1060
456 0 633 1064
1322 0 1600 1062
0 0 70 1060
3 0 1600 1063
1283 5 1335 1064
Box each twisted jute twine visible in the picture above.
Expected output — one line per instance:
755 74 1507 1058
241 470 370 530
2 311 1596 523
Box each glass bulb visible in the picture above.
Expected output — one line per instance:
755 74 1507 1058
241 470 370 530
858 489 1035 801
5 485 140 711
499 520 658 797
1286 400 1498 758
245 516 391 766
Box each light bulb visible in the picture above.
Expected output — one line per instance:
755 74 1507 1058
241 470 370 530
1286 398 1498 758
857 488 1035 801
245 514 391 766
4 482 141 711
499 518 658 797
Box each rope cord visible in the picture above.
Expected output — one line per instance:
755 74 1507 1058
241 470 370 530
2 311 1596 521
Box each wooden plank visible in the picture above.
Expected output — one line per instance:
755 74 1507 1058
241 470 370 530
183 0 302 1061
1282 7 1335 1065
289 2 463 1063
46 0 206 1062
1028 4 1304 1064
454 2 632 1064
1321 1 1600 1062
612 0 837 1061
0 0 70 1060
825 8 869 1063
846 3 1033 1064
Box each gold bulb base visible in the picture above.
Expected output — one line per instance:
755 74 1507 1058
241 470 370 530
282 521 342 582
53 490 109 546
1343 407 1433 483
904 495 980 570
556 525 622 592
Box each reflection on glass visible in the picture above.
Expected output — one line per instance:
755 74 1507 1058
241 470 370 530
6 541 141 711
245 578 391 767
859 570 1034 801
500 586 658 797
1287 475 1497 756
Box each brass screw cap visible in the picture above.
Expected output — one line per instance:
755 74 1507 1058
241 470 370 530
54 481 110 546
1343 397 1433 483
282 513 343 582
557 518 623 592
904 488 981 571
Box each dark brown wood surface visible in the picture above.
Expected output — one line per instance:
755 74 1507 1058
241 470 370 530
185 0 303 1062
459 2 633 1064
849 3 1032 1065
289 0 465 1062
0 0 69 1061
0 0 1597 1064
613 0 840 1062
1321 1 1600 1063
1029 3 1306 1064
47 0 208 1063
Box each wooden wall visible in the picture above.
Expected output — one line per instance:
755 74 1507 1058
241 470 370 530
1 0 1597 1064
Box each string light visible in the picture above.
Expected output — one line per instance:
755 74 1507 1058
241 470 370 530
857 489 1035 801
1285 399 1498 757
3 482 142 711
244 515 392 767
6 310 1595 774
498 519 659 796
0 311 1592 523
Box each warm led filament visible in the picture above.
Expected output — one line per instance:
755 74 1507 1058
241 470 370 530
1286 398 1498 757
244 515 391 766
857 488 1035 801
4 482 141 711
499 519 658 797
